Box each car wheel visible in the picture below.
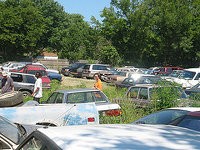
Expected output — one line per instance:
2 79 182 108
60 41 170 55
21 91 31 98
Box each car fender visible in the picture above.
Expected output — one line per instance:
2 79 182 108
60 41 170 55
0 103 99 126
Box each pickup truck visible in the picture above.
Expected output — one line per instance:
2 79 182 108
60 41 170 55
42 88 122 117
0 102 99 126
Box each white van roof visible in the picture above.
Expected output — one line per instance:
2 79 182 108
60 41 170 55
184 68 200 72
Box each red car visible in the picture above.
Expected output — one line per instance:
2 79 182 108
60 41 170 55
154 66 183 76
14 64 51 89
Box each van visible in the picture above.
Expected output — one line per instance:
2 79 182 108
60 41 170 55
82 64 110 79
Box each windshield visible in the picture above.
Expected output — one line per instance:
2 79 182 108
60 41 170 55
27 70 47 76
179 70 196 80
135 76 161 84
169 70 183 77
134 109 188 124
0 116 21 144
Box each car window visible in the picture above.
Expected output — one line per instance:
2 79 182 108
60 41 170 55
0 116 20 145
47 92 58 103
135 109 188 124
25 75 36 84
122 78 129 84
179 70 196 80
92 65 108 70
177 116 200 132
11 74 23 82
166 68 172 73
0 139 12 149
138 88 148 99
55 93 64 103
83 65 90 70
85 92 95 102
27 70 46 76
194 73 200 80
20 137 43 150
67 93 87 103
92 91 107 102
127 87 139 98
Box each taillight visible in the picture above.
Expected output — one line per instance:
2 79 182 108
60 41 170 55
88 117 95 122
105 109 122 116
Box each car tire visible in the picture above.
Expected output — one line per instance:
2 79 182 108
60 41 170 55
20 90 32 98
0 91 24 107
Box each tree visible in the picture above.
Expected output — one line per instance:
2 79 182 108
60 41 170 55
0 0 46 60
99 45 122 66
100 0 200 67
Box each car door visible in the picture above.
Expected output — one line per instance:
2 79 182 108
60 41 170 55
54 93 64 103
10 73 23 91
127 87 140 99
46 92 59 103
138 87 149 100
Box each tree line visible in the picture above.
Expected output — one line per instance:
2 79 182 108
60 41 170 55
0 0 199 67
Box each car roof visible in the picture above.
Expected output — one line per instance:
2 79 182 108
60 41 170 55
55 88 100 94
168 107 200 112
9 72 36 77
25 64 45 70
184 68 200 72
129 84 157 88
37 124 200 150
128 74 160 78
85 64 110 66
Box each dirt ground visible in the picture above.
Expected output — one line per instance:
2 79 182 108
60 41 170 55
60 75 108 89
60 76 95 88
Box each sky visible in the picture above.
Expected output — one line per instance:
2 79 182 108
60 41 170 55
56 0 111 22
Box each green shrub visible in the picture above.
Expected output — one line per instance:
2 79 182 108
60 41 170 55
189 93 200 107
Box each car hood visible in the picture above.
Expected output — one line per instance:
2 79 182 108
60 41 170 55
38 124 200 150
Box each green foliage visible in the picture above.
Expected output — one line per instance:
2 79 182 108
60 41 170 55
99 45 122 66
189 93 200 107
100 0 200 67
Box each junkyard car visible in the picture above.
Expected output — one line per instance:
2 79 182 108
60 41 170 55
115 84 188 107
82 64 110 79
173 68 200 89
185 82 200 96
15 124 200 150
42 88 122 117
115 74 161 89
0 103 99 126
0 115 40 149
47 71 62 81
132 107 200 132
0 72 36 97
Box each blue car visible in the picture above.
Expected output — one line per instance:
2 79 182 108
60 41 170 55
47 72 62 81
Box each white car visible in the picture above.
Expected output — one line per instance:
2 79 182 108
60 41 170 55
1 62 26 72
0 103 99 126
42 88 122 117
173 68 200 89
12 124 200 150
